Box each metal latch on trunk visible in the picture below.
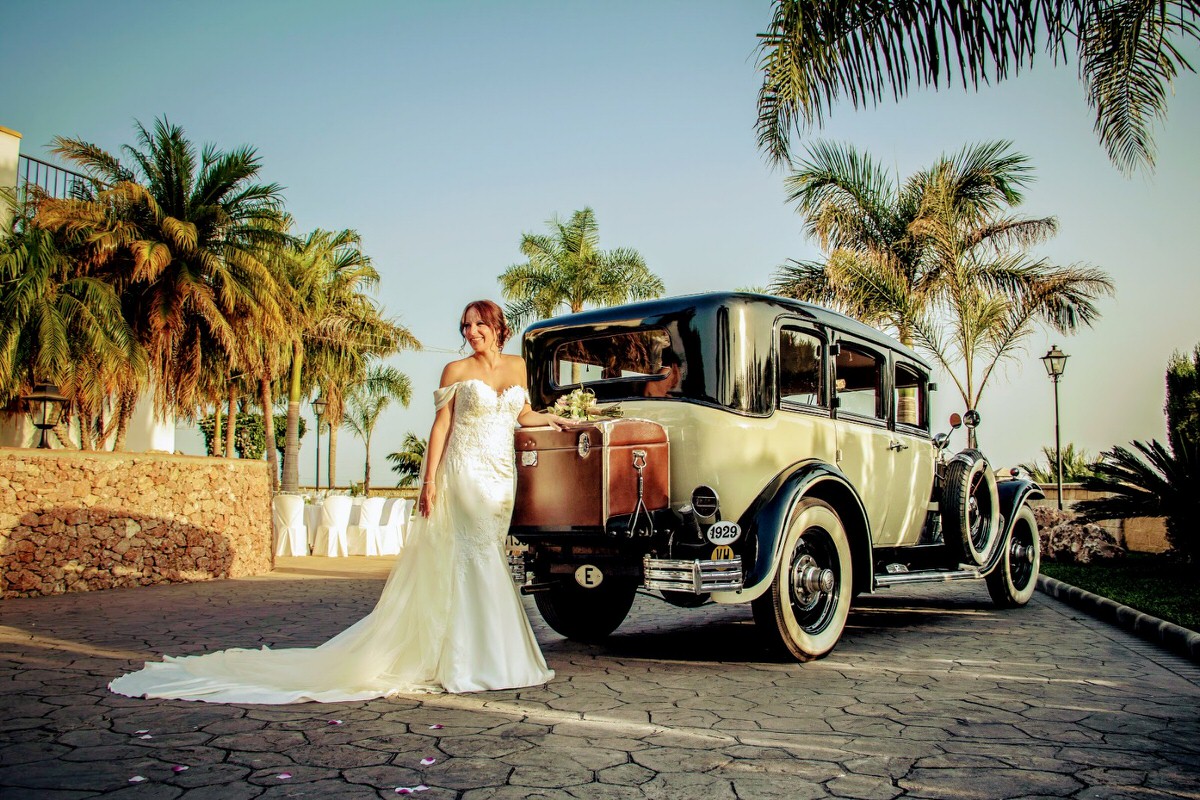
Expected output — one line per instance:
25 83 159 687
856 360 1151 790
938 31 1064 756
627 449 653 537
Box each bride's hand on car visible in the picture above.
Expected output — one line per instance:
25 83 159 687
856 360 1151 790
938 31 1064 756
545 412 589 431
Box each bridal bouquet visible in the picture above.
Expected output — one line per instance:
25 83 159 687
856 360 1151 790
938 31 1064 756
546 387 622 421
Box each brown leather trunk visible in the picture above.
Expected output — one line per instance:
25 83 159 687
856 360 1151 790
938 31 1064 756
512 419 669 529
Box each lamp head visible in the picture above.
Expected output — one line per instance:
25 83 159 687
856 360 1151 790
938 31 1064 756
28 382 67 431
1041 345 1069 379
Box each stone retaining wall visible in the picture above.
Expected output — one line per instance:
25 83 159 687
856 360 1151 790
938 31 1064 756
1033 484 1169 553
1 449 272 599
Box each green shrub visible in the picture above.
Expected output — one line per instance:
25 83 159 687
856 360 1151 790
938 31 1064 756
198 412 306 459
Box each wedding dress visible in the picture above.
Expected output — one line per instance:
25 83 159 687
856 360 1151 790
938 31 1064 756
109 379 554 703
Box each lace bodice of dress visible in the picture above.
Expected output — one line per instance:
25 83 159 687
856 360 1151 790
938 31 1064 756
441 379 526 476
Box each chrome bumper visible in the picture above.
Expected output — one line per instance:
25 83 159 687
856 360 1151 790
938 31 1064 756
642 555 743 593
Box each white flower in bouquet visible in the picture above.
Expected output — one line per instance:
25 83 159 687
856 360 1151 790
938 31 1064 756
547 388 622 421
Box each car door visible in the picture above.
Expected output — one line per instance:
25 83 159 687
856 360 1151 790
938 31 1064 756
832 340 894 542
887 360 936 547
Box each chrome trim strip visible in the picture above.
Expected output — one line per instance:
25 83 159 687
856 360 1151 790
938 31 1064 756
873 568 981 588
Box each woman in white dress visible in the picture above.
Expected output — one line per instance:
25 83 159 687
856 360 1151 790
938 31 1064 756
109 300 571 703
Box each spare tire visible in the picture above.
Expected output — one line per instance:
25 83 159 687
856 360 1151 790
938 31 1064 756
941 449 1000 567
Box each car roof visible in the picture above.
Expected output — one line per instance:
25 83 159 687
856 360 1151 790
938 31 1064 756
523 291 931 370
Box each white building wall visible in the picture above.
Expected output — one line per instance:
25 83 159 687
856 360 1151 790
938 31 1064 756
0 126 23 444
124 391 177 453
0 124 19 233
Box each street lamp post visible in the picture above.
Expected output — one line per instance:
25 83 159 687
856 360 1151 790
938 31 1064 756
311 395 327 493
1040 346 1069 511
27 382 67 449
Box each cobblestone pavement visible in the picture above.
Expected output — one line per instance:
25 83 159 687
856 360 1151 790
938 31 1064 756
1 557 1198 799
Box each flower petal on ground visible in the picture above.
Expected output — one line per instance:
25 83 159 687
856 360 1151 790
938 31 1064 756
419 757 436 766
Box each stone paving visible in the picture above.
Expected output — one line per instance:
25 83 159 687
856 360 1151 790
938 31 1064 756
1 557 1198 799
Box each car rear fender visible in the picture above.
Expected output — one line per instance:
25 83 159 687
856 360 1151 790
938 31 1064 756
729 460 873 603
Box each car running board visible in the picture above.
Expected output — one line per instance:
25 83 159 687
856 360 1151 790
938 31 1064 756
873 567 982 589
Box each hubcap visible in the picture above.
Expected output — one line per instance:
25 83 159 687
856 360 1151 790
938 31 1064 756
791 554 833 607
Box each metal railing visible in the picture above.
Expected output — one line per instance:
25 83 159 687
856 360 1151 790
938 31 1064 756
18 154 95 202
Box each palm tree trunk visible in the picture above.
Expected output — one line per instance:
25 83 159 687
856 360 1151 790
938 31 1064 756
328 425 339 490
281 340 303 492
363 434 371 496
78 410 94 451
52 413 72 449
225 385 237 459
112 385 138 452
212 404 224 457
260 375 279 492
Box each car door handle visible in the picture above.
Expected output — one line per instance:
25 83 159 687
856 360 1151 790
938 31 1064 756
888 440 909 451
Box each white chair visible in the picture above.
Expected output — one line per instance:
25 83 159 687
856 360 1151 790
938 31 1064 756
272 494 308 557
312 495 353 557
347 497 387 556
378 498 409 555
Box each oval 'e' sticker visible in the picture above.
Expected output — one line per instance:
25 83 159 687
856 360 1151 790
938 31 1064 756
706 521 741 545
574 564 603 588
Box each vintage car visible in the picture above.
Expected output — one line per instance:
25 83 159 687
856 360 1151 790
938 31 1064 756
510 292 1043 661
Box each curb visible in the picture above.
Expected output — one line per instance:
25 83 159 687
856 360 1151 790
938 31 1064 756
1038 575 1200 663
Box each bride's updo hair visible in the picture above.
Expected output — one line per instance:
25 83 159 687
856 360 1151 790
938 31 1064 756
460 300 512 349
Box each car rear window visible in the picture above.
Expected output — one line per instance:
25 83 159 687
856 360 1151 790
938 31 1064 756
551 329 683 396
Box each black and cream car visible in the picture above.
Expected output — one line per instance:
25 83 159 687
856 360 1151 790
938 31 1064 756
510 292 1042 661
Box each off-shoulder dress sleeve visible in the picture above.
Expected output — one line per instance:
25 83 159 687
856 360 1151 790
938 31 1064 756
433 382 459 411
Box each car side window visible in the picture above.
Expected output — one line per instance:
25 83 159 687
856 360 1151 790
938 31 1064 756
834 344 883 419
779 327 824 407
894 362 928 431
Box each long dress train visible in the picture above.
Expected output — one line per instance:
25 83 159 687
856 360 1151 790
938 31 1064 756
108 380 554 703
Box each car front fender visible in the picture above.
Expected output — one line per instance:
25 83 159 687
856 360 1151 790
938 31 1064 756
980 478 1045 576
997 479 1044 535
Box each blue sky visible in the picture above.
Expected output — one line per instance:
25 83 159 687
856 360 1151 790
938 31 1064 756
5 1 1199 483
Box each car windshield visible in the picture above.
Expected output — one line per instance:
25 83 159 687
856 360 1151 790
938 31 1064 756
551 329 684 397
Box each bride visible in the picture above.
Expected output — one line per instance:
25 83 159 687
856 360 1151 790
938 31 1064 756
109 300 571 703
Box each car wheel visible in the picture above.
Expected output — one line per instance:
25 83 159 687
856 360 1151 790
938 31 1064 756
752 498 852 661
986 504 1040 607
534 576 637 643
941 449 1001 567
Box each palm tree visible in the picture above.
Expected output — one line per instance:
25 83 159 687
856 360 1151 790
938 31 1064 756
773 141 1113 447
387 432 427 488
912 259 1112 443
755 1 1200 174
342 364 412 496
772 141 1069 341
1075 439 1200 563
37 117 286 443
499 207 665 332
0 224 144 447
248 214 306 488
276 227 419 492
1019 443 1100 483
